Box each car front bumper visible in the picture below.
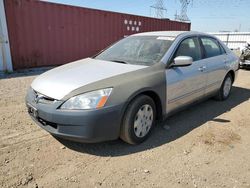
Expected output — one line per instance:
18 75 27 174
240 60 250 68
26 89 124 143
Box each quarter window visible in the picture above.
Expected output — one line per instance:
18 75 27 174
201 38 222 58
174 37 202 62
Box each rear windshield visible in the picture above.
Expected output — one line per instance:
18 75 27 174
95 36 175 66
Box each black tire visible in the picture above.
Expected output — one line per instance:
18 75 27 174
120 95 156 145
214 74 233 101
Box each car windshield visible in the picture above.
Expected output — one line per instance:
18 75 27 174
95 36 175 66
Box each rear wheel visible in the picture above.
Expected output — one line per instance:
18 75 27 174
120 95 156 145
215 74 233 101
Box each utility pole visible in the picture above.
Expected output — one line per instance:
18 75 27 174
150 0 167 19
0 0 13 72
175 0 191 22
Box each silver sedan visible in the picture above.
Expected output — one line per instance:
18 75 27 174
26 31 239 144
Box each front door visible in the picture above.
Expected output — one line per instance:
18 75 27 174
166 37 207 114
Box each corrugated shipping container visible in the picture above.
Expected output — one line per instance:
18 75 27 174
4 0 191 70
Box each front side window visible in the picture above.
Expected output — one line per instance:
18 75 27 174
95 36 174 66
174 37 202 62
201 37 222 58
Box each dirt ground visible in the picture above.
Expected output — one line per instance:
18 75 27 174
0 69 250 188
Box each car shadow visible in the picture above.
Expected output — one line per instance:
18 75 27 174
57 86 250 156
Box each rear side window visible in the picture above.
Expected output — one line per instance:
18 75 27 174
174 37 202 61
201 38 223 58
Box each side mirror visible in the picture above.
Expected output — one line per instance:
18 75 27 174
172 56 193 67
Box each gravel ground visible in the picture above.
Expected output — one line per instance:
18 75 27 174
0 69 250 188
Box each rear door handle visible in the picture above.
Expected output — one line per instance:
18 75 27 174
198 66 206 72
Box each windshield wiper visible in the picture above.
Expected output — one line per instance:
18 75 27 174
110 60 128 64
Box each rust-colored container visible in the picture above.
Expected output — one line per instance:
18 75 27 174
4 0 191 70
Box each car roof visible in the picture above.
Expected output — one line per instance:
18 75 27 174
132 31 210 38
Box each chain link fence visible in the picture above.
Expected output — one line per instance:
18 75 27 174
210 32 250 50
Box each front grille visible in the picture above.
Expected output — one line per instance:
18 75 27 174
40 96 56 103
38 117 58 129
33 89 57 104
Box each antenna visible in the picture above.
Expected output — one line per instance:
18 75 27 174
175 0 192 22
150 0 167 19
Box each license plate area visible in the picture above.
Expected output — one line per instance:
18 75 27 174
27 104 38 118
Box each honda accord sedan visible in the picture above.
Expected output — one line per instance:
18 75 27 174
26 31 239 144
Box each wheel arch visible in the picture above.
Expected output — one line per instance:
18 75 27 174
122 89 164 121
226 70 235 83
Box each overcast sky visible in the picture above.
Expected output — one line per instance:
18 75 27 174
43 0 250 32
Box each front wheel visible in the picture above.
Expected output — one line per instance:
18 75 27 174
215 74 233 101
120 95 156 145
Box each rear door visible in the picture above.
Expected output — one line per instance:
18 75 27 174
166 37 207 114
200 37 228 95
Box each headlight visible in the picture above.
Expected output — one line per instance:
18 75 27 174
60 88 113 110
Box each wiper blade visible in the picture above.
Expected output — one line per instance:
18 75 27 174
110 60 128 64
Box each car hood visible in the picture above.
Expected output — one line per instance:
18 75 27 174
31 58 147 100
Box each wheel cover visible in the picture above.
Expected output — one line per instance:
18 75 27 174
133 104 154 138
223 77 232 97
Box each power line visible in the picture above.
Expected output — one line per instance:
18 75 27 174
175 0 192 22
150 0 167 18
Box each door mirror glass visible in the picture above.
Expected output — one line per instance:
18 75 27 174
173 56 193 67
